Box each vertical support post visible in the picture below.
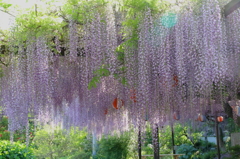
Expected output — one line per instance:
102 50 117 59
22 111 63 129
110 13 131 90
171 124 175 154
138 126 142 159
26 119 30 147
92 129 97 158
153 124 159 159
215 113 221 159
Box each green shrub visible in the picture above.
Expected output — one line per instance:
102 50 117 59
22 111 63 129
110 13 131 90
200 151 217 159
224 145 240 159
177 144 198 159
194 140 216 153
192 140 217 159
97 132 131 159
32 127 91 159
157 124 203 154
0 140 35 159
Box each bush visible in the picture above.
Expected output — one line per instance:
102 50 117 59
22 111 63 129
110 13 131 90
97 132 131 159
32 127 91 159
176 144 198 159
200 151 217 159
194 140 216 153
224 145 240 159
193 140 217 159
157 124 203 154
0 140 35 159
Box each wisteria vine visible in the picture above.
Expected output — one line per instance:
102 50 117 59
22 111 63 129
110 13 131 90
0 0 239 139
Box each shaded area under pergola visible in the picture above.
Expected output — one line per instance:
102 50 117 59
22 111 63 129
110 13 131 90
137 1 240 159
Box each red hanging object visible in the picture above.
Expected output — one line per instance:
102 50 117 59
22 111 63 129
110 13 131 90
173 112 180 120
217 116 224 122
112 98 124 109
130 89 137 103
197 114 206 122
112 98 118 109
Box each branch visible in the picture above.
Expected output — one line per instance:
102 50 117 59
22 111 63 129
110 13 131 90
58 10 83 25
0 57 9 67
0 9 15 17
183 130 195 145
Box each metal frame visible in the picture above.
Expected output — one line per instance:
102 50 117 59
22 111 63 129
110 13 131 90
224 0 240 17
153 124 160 159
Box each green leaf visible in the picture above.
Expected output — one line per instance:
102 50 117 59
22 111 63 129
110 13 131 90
88 76 100 89
113 73 119 79
0 2 12 9
119 66 126 72
121 77 127 85
100 68 110 76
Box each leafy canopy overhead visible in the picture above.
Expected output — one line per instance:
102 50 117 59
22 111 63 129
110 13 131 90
0 0 174 42
0 0 175 87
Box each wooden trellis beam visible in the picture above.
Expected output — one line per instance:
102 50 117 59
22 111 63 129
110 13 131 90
224 0 240 17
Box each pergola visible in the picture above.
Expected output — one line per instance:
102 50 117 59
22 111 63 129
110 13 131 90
0 0 240 158
224 0 240 16
140 1 240 159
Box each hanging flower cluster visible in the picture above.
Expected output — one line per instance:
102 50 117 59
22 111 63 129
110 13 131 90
0 0 240 136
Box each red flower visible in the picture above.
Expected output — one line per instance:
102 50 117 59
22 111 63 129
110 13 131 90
0 134 2 137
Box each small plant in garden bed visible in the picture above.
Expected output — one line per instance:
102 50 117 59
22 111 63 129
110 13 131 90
177 140 218 159
200 151 217 159
0 140 35 158
223 145 240 159
194 140 216 154
96 132 135 159
177 144 198 159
